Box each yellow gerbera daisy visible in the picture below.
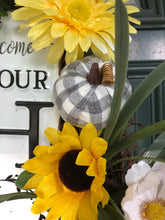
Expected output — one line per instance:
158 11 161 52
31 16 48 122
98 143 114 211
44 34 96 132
12 0 140 64
22 122 109 220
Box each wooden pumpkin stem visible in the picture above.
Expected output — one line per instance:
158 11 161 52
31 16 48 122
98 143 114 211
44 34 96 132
87 62 102 85
101 62 115 86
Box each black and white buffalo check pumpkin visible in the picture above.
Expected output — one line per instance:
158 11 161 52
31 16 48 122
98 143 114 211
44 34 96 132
54 56 132 130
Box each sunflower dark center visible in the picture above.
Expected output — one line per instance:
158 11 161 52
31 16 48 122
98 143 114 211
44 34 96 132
59 149 94 192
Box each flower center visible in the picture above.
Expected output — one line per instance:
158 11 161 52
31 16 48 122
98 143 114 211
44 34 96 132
59 149 94 192
142 201 165 220
67 0 91 22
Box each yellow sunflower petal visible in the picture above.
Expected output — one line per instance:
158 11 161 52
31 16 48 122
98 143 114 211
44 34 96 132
12 7 42 20
33 145 49 157
31 197 52 214
51 22 68 38
35 173 62 198
64 29 79 52
60 194 83 220
22 153 60 175
44 127 61 146
24 174 44 189
62 122 79 138
48 37 64 64
60 135 81 149
47 192 82 220
86 160 97 177
91 176 105 192
90 188 103 214
15 0 51 10
76 148 93 166
78 191 97 220
97 157 107 176
91 137 108 158
80 123 97 150
48 143 70 154
28 20 53 41
100 187 110 207
32 30 54 50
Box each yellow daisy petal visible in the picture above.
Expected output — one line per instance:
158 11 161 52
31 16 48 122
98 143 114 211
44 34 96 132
129 23 137 34
62 122 78 138
79 33 91 52
90 33 107 54
129 16 141 25
24 174 44 189
91 137 108 158
35 173 62 198
32 30 54 50
51 22 68 38
60 135 81 149
48 37 64 64
126 5 140 14
31 197 52 214
78 191 97 220
15 0 51 10
99 32 115 51
12 7 42 20
76 148 93 166
28 20 54 41
33 145 49 157
64 29 79 52
65 45 79 64
80 123 97 150
22 15 49 27
91 43 113 61
44 127 61 145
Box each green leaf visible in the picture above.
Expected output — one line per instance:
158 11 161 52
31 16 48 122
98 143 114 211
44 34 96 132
110 60 165 145
106 120 165 161
103 0 129 141
109 156 165 168
142 131 165 164
98 204 124 220
16 171 34 189
0 192 36 203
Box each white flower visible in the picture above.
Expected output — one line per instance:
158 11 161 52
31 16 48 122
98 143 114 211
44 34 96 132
121 161 165 220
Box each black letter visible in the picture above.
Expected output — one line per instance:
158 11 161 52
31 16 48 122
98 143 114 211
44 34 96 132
33 70 48 90
15 70 30 89
0 69 14 88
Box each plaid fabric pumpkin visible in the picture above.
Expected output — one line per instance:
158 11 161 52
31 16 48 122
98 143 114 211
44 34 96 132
54 56 132 130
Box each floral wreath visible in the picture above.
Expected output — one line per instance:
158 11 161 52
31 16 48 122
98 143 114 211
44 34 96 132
0 0 165 220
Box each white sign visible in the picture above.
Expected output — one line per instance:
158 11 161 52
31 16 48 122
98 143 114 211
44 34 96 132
0 15 59 219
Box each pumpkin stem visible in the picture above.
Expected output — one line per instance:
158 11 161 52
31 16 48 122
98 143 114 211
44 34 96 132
87 62 102 85
101 62 115 86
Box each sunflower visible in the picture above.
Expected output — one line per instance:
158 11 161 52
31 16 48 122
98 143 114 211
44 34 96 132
12 0 140 64
22 122 109 220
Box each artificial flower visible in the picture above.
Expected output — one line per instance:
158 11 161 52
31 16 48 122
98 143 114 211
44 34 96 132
22 122 109 220
121 161 165 220
12 0 140 64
